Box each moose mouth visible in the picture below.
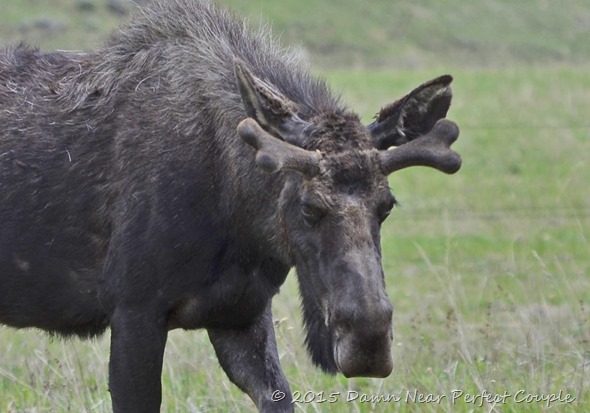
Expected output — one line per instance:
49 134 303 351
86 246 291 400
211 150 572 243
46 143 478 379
319 289 394 378
333 330 394 378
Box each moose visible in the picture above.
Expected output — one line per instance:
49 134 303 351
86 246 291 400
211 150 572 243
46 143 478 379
0 0 461 411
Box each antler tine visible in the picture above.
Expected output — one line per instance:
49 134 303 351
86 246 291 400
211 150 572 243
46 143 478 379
379 119 462 175
237 118 321 177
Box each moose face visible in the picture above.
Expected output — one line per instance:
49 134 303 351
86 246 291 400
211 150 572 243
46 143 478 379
235 61 460 378
286 146 396 378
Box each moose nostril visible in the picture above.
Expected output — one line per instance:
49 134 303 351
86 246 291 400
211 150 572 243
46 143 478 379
331 304 358 331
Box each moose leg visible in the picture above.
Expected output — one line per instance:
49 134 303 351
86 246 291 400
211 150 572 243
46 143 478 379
108 306 168 413
207 303 293 413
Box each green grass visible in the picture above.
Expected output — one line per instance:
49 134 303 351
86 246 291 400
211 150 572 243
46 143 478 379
225 0 590 68
0 0 122 52
1 0 589 68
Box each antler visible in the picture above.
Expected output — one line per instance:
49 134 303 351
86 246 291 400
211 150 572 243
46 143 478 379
237 118 321 176
379 119 461 175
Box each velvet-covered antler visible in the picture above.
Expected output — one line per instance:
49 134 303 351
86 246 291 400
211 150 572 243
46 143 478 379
237 118 321 176
379 119 461 175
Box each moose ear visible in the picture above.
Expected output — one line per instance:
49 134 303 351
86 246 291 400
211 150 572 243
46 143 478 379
234 60 310 146
367 75 453 150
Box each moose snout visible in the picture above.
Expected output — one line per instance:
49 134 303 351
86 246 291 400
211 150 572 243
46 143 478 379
330 297 394 378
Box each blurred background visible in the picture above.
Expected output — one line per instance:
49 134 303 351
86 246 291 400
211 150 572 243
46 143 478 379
1 1 589 412
1 0 589 68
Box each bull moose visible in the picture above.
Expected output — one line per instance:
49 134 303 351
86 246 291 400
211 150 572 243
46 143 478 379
0 0 461 411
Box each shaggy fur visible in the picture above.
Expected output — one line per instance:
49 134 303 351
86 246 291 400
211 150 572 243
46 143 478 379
0 1 456 411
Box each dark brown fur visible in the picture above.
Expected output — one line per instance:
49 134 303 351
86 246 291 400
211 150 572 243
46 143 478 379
0 1 458 412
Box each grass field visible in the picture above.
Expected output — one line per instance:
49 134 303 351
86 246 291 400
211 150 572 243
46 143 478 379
1 1 589 412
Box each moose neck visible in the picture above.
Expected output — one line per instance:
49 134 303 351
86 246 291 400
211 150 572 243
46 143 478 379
225 148 293 266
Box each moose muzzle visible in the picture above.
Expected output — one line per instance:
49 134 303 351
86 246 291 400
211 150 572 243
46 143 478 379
331 296 394 378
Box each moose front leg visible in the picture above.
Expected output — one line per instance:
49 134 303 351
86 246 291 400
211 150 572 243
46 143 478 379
108 306 168 413
207 303 293 413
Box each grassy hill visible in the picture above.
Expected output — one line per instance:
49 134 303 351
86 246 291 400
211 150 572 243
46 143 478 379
225 0 590 68
1 0 589 68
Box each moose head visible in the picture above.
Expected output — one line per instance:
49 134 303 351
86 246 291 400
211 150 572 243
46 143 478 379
235 61 460 378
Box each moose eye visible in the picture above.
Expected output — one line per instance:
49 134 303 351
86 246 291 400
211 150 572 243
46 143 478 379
378 196 397 223
301 201 325 226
